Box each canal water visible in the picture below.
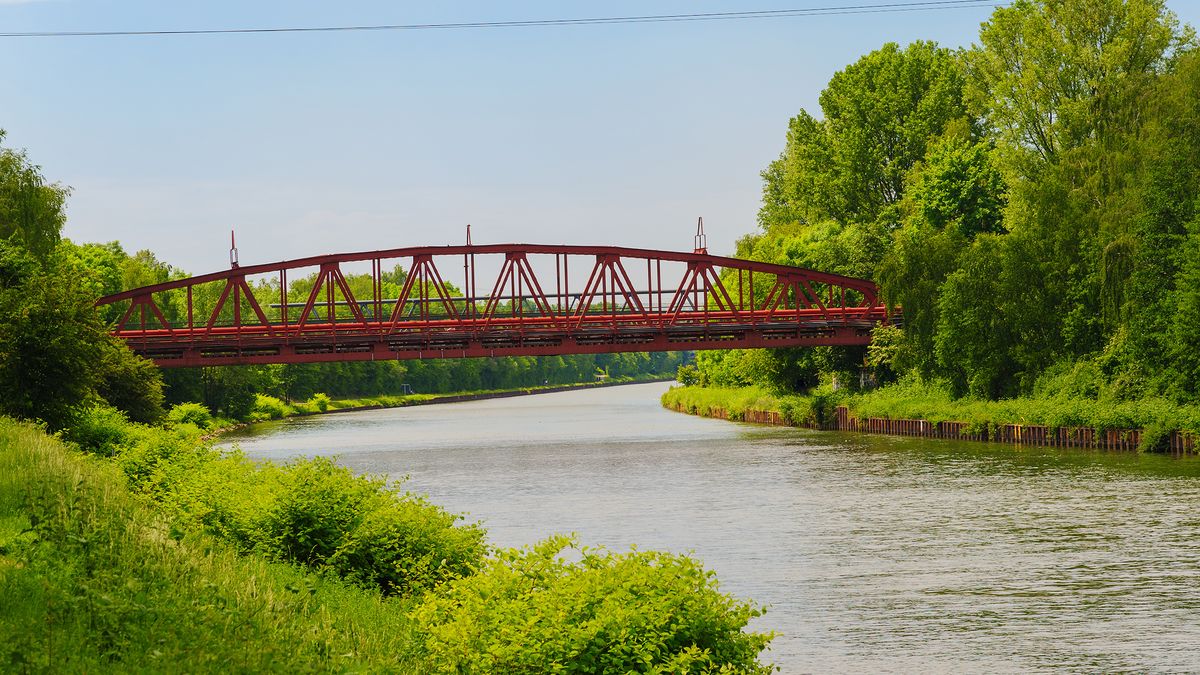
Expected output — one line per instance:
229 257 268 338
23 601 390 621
223 381 1200 672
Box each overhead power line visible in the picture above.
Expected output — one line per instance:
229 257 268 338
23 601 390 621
0 0 1004 38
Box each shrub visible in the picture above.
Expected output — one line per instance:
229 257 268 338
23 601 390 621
676 364 701 386
95 340 165 423
1138 423 1171 453
308 392 331 413
251 394 289 421
164 450 279 551
329 493 488 596
0 418 419 672
114 423 210 497
254 457 487 595
165 402 213 429
409 535 774 673
257 457 381 566
62 405 132 457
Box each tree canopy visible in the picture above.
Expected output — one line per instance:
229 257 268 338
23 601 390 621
704 0 1200 405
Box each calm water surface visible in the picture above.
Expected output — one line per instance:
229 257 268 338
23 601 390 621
223 382 1200 673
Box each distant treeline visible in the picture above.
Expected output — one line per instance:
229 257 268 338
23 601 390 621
160 352 685 419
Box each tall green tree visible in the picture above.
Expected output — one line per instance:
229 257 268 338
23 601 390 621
760 41 970 228
0 131 68 260
965 0 1191 171
0 133 164 428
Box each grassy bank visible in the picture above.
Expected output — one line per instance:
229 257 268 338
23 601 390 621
2 408 774 672
0 418 420 672
662 380 1200 442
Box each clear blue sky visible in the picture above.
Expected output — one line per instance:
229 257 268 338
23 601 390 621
2 1 1197 275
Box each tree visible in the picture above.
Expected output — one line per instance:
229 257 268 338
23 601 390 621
907 129 1007 238
96 339 166 424
760 41 970 228
0 268 107 429
0 131 68 260
965 0 1191 171
933 235 1013 398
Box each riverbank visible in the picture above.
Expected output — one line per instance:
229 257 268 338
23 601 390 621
662 383 1200 453
0 417 424 671
208 376 673 438
2 405 773 671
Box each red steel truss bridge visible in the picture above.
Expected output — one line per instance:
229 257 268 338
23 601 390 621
96 243 893 368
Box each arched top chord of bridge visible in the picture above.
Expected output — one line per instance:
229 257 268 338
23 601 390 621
95 243 894 368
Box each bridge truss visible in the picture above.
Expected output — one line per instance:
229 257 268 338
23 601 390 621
96 243 891 368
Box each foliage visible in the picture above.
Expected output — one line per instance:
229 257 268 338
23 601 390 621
247 457 489 596
165 401 214 429
842 376 1200 436
0 266 109 429
760 41 969 227
408 535 774 674
62 405 133 457
2 412 774 669
95 339 165 423
0 130 68 259
0 417 424 672
661 385 784 420
865 324 908 383
964 0 1191 168
250 394 290 421
85 412 491 599
693 2 1200 430
908 129 1007 238
308 392 331 413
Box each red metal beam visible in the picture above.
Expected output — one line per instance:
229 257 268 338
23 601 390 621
96 243 895 368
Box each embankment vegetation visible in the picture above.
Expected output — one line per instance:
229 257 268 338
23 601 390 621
1 403 775 671
682 0 1200 443
663 380 1200 440
0 120 767 669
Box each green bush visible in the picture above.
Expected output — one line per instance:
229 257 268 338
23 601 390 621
114 423 210 497
62 405 131 457
164 450 278 551
309 392 331 413
251 394 290 421
1138 423 1171 453
257 457 382 566
255 457 488 595
676 364 701 386
165 402 213 429
329 493 488 596
409 535 775 673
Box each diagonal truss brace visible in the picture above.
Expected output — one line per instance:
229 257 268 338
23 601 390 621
571 255 650 328
665 261 740 325
296 263 366 328
388 254 461 329
480 252 557 327
204 276 274 334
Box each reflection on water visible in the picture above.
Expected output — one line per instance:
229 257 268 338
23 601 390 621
223 382 1200 672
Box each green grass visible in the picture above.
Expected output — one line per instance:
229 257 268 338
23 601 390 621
843 378 1200 435
660 385 842 427
660 385 783 419
0 417 423 672
663 380 1200 439
3 407 776 671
